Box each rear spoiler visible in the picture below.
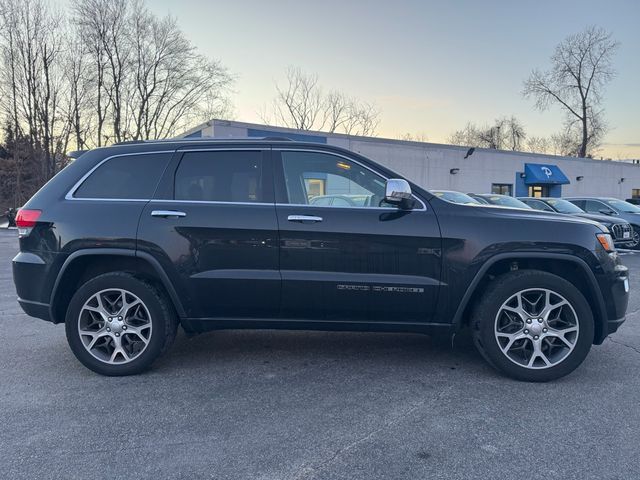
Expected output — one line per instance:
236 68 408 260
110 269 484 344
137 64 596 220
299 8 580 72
67 150 89 159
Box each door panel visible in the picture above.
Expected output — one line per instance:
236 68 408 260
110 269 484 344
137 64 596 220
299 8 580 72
275 150 442 323
137 149 280 319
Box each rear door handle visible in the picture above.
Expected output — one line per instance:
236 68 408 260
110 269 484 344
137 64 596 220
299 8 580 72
287 214 323 223
151 210 187 218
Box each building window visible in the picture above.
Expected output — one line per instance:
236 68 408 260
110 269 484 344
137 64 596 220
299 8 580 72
491 183 512 195
305 178 326 199
528 185 549 198
632 189 640 199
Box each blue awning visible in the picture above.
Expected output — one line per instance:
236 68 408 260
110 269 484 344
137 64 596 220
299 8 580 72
523 163 570 185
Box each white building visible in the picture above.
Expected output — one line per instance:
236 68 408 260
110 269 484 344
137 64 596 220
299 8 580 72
180 119 640 199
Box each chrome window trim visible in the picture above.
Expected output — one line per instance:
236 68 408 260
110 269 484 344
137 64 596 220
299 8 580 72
149 199 273 206
276 203 401 211
274 148 427 211
64 146 428 212
65 150 175 201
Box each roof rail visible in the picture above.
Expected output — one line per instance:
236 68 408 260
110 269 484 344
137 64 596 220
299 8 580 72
114 140 146 145
261 136 292 141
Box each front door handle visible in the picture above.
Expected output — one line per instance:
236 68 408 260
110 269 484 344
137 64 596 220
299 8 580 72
151 210 187 218
287 214 323 223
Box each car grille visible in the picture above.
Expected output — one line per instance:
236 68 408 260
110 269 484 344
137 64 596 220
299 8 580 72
611 223 632 242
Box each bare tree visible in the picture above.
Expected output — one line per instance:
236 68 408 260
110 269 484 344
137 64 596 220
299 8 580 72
524 135 552 155
448 116 526 151
270 66 323 130
0 0 234 210
70 0 233 145
523 26 619 158
343 101 379 136
72 0 113 146
64 35 93 151
264 66 380 136
72 0 130 144
322 90 350 133
0 0 69 180
128 3 233 140
397 132 429 142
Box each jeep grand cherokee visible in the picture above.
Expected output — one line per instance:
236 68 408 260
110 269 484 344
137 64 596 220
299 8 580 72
13 139 629 381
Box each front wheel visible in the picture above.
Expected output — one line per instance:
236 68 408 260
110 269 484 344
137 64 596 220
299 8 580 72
65 272 177 376
630 226 640 250
471 270 594 382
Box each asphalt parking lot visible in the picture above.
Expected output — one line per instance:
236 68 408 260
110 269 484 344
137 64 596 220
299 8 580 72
1 229 639 480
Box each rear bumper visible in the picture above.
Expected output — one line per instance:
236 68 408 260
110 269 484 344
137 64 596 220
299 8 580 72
13 251 59 323
17 298 53 322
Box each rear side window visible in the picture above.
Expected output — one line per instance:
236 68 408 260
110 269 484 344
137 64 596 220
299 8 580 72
174 151 263 203
74 153 171 199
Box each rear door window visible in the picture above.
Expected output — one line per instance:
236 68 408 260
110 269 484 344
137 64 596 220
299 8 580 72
74 153 172 199
174 151 264 203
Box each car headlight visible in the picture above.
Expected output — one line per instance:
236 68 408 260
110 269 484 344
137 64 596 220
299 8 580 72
597 233 615 252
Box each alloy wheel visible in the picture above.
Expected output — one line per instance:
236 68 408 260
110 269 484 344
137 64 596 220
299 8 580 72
78 289 152 364
494 288 579 369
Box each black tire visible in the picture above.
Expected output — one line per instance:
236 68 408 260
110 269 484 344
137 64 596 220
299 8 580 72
471 270 594 382
630 226 640 250
65 272 178 376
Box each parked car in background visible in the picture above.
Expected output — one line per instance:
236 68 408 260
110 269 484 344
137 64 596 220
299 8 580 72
468 193 532 209
625 198 640 206
566 197 640 248
309 194 377 207
430 190 482 205
519 197 636 248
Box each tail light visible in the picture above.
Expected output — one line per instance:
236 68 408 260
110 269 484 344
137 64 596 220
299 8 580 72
16 209 41 237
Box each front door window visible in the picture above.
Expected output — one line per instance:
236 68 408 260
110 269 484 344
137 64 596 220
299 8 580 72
280 151 389 208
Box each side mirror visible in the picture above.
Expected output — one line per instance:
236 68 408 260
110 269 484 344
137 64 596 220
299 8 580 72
384 179 414 209
599 209 616 216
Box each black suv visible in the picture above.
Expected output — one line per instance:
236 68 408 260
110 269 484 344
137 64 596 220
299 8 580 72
566 197 640 248
13 140 629 381
518 197 636 248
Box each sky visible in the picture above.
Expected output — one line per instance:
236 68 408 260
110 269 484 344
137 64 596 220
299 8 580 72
147 0 640 158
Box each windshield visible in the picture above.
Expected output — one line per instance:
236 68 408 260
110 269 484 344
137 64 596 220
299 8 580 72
605 199 640 213
546 199 584 214
483 195 531 209
432 191 481 205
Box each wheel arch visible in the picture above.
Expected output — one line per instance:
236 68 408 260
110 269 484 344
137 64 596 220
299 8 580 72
453 253 608 344
50 249 186 324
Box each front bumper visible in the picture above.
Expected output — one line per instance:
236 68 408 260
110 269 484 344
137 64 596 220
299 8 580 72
593 256 629 344
606 315 626 336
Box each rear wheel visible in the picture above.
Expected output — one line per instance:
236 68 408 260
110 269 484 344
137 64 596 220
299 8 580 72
471 270 594 382
65 272 177 376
